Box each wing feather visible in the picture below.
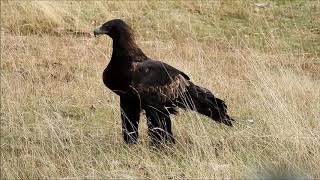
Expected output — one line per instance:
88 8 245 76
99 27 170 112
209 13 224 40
131 60 190 105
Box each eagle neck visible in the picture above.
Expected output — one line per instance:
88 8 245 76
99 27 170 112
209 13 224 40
111 37 147 63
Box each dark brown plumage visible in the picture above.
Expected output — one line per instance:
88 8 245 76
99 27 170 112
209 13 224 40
94 19 234 144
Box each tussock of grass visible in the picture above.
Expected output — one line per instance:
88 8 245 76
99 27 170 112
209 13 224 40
1 1 320 179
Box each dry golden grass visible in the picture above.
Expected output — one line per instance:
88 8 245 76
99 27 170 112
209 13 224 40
1 1 320 179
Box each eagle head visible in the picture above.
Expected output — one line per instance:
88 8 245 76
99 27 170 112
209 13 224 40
94 19 134 40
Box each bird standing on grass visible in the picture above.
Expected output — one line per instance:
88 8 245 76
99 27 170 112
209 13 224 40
94 19 234 144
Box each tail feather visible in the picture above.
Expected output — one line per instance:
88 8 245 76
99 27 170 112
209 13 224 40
178 83 234 126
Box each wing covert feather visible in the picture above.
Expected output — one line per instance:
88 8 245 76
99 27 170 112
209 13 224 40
131 60 190 104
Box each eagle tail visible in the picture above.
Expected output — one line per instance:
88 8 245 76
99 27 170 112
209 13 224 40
178 83 234 126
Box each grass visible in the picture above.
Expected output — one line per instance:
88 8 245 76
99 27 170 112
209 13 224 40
1 1 320 179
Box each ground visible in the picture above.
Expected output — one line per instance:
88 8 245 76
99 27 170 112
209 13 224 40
1 1 320 179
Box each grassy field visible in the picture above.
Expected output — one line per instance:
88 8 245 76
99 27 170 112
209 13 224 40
1 1 320 179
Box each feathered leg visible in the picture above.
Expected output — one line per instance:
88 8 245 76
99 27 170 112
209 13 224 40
120 96 141 144
146 107 175 144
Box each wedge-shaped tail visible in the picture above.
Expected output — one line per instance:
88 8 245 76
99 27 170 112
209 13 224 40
177 83 234 126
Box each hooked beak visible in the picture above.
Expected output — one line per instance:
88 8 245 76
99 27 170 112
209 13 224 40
93 27 108 37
